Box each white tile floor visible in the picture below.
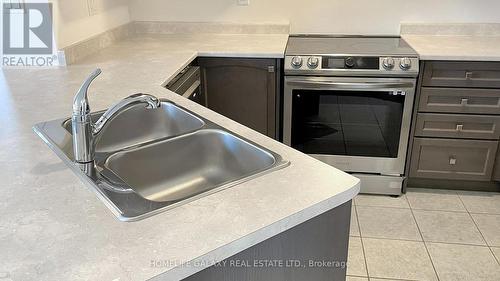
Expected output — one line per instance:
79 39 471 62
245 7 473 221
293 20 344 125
347 188 500 281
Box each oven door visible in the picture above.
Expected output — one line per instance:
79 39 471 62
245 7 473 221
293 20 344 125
283 76 416 175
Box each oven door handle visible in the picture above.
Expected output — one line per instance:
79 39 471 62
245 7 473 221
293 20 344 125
287 80 414 90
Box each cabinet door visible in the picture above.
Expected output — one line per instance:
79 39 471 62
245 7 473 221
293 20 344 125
423 61 500 88
199 58 277 138
494 144 500 181
409 138 498 181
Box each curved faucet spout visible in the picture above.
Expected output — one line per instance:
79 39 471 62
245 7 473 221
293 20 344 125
71 69 161 165
93 93 161 135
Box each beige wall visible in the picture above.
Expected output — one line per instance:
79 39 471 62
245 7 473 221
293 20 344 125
54 0 130 48
128 0 500 35
53 0 500 48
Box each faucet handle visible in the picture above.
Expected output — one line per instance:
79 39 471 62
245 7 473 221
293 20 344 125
73 68 102 116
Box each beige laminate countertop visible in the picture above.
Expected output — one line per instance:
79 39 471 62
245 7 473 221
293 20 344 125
402 34 500 61
0 33 359 281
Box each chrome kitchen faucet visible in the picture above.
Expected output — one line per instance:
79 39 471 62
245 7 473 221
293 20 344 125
72 68 161 165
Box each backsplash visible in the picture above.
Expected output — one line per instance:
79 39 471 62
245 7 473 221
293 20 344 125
401 23 500 36
62 23 133 65
134 21 290 35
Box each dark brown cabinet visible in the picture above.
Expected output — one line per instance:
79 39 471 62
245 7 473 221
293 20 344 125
494 145 500 181
198 58 280 138
407 61 500 189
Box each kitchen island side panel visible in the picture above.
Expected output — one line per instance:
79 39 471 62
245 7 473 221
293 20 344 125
182 200 352 281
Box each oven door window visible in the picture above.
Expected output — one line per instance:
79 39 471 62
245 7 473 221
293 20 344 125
291 90 404 158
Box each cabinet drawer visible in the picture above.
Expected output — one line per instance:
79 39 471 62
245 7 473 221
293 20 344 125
415 113 500 140
409 138 498 181
423 61 500 88
419 88 500 114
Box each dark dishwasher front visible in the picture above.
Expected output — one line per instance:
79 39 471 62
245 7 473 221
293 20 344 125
166 66 205 106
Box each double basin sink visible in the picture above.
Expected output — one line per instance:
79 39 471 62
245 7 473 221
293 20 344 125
34 100 288 221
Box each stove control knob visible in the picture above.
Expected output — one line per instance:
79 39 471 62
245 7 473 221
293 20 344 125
307 57 319 69
382 57 395 70
291 56 303 68
345 57 355 68
400 57 412 70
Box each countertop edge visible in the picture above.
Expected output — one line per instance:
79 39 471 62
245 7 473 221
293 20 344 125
196 51 285 59
160 52 199 87
152 181 360 281
160 51 286 88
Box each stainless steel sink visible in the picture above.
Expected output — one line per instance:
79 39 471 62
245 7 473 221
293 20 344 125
62 101 205 152
104 129 277 202
34 99 289 221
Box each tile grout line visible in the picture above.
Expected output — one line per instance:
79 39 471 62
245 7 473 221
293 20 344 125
353 202 370 280
420 240 490 248
408 208 468 214
457 194 500 266
470 211 500 215
359 235 490 247
359 235 496 248
409 207 468 214
346 274 368 280
367 277 422 281
356 193 469 214
354 204 411 210
491 246 500 266
408 198 441 281
357 204 468 213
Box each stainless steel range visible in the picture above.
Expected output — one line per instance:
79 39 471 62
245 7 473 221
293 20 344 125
283 36 419 195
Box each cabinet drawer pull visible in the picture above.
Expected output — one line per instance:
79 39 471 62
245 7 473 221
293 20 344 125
461 98 469 106
449 157 457 165
456 124 464 131
465 71 473 79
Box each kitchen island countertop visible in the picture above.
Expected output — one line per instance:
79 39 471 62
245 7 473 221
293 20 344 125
0 33 359 280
